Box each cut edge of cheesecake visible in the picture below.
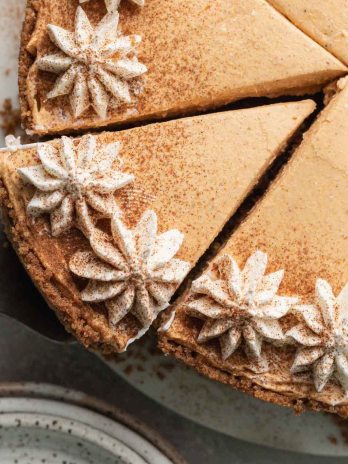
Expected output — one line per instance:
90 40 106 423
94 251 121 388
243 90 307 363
158 81 348 417
158 337 348 417
0 100 315 354
18 0 345 136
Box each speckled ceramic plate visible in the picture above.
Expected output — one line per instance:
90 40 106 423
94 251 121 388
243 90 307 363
0 383 178 464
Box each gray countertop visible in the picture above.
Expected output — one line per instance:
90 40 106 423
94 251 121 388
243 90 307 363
0 315 347 464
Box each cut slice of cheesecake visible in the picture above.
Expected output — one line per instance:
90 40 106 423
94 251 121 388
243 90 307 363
0 100 314 354
268 0 348 66
159 82 348 417
19 0 344 135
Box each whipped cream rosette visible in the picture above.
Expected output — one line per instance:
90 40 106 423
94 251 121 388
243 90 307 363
287 279 348 392
18 135 133 236
187 250 298 372
69 210 190 332
36 7 147 118
79 0 144 9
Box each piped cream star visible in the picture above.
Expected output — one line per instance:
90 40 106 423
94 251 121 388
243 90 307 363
287 279 348 392
80 0 144 8
36 7 147 118
187 251 297 371
69 210 190 329
18 135 133 236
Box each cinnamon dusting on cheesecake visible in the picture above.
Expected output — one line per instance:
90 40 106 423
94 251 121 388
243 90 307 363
19 0 345 135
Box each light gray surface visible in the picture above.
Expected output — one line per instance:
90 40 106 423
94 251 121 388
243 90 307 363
0 315 347 464
105 337 348 455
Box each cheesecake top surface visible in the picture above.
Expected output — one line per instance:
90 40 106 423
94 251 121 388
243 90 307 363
268 0 348 66
20 0 344 134
0 101 315 352
227 85 348 298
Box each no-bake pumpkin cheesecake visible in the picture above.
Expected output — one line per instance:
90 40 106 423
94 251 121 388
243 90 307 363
268 0 348 66
0 102 314 353
19 0 345 135
159 81 348 416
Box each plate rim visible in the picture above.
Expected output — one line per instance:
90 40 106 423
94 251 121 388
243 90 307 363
0 408 148 464
0 382 185 464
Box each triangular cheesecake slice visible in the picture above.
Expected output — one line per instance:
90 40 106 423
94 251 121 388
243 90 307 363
0 101 314 353
19 0 344 135
159 81 348 416
268 0 348 66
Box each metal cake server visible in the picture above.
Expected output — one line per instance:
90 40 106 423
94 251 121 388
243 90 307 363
0 229 74 343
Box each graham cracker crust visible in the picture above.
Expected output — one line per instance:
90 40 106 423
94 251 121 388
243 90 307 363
0 179 131 355
18 0 38 134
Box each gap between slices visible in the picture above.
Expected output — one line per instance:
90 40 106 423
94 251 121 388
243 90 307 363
159 80 348 416
0 101 314 353
19 0 346 135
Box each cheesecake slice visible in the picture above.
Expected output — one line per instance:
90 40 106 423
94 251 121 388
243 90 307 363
159 82 348 416
19 0 344 135
268 0 348 66
0 101 314 353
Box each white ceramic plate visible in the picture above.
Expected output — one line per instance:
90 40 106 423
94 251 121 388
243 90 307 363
1 0 347 458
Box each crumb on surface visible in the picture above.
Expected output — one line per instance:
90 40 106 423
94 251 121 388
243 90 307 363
0 98 21 137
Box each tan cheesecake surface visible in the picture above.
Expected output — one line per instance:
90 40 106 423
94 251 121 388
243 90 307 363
19 0 344 135
160 83 348 415
268 0 348 66
0 101 314 353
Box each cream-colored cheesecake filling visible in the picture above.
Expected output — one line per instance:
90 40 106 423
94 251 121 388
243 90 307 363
168 316 348 406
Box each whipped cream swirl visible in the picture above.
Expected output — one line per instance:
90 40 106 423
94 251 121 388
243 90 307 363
287 279 348 392
18 135 133 236
36 7 147 118
80 0 144 8
69 210 190 329
187 250 297 371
